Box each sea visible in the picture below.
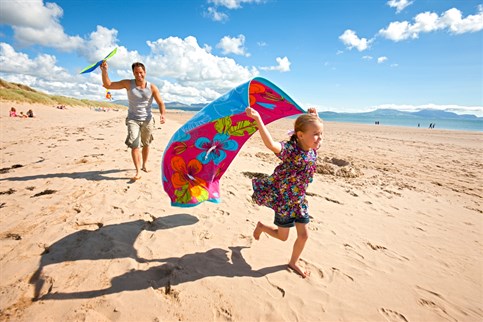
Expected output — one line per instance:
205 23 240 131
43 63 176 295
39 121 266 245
161 106 482 133
317 113 483 132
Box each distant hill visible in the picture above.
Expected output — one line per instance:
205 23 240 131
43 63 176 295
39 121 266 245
412 109 479 119
319 108 480 120
113 99 206 111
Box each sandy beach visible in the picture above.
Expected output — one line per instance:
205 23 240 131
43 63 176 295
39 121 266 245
0 101 482 321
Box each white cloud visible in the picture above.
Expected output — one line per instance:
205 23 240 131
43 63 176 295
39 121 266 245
387 0 413 13
260 56 291 72
0 2 139 67
145 36 258 91
442 7 483 34
0 42 112 101
0 0 62 29
216 35 250 56
0 31 261 105
159 80 220 105
205 0 265 21
81 26 142 72
339 29 371 51
205 7 229 22
379 7 483 41
208 0 265 10
0 42 71 81
0 0 83 51
377 56 388 63
0 1 274 104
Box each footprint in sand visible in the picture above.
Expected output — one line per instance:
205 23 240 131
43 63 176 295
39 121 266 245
260 275 287 298
415 286 464 322
323 266 354 283
233 233 253 247
3 232 22 240
418 298 458 322
192 229 213 245
297 259 325 280
379 308 408 322
0 188 16 195
0 164 23 174
161 278 181 302
31 189 57 198
344 243 365 261
215 305 233 320
324 196 343 204
366 242 409 262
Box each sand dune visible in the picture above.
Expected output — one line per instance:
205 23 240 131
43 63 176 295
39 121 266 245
1 101 482 321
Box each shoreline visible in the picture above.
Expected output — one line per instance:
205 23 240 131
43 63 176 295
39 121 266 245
6 98 479 133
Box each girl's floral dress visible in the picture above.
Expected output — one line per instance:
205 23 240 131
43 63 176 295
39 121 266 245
252 136 317 226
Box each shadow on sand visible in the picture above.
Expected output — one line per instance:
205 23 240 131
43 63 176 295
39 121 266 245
40 246 287 301
30 214 199 300
0 169 131 182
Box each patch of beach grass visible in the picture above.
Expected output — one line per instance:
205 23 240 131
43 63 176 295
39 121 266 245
0 78 126 109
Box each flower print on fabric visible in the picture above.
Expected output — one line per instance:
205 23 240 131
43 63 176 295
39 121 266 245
195 133 239 165
170 156 209 204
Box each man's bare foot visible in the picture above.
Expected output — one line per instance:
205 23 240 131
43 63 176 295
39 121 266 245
288 263 310 278
141 166 149 173
253 221 263 240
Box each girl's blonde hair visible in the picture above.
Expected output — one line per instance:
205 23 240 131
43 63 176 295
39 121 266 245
295 114 322 132
290 113 323 141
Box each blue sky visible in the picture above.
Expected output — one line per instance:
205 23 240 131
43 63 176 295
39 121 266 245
0 0 482 116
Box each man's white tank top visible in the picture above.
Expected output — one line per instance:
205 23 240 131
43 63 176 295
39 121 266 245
126 79 153 121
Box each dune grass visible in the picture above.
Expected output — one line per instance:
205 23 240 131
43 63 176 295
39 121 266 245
0 78 126 109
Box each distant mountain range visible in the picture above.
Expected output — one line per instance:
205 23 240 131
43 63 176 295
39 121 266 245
113 99 481 120
318 108 481 120
113 100 206 111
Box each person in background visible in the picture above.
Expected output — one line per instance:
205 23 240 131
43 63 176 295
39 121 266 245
100 61 166 181
26 109 34 118
9 107 17 117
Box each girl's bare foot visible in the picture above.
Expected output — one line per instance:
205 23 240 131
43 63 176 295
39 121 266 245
253 221 263 240
288 262 310 278
141 167 149 173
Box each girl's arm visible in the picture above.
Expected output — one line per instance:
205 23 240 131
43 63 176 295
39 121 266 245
246 107 282 154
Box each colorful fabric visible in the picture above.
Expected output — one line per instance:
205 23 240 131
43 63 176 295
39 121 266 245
161 77 305 207
252 137 317 224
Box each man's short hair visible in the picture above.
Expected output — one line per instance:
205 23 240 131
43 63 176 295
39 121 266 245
131 62 146 72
